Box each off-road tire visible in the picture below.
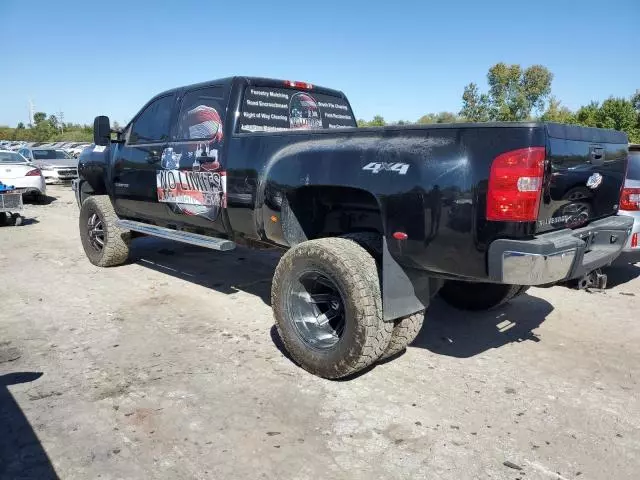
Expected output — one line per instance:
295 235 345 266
439 280 528 311
272 237 393 379
342 233 426 360
79 195 130 267
380 311 425 360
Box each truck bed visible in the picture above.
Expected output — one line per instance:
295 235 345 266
226 121 628 281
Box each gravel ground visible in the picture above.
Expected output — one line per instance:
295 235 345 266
1 185 639 480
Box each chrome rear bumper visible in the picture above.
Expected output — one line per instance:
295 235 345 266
488 216 634 285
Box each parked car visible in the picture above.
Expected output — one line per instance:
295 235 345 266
68 143 91 157
75 76 633 379
17 147 78 183
0 150 46 199
616 144 640 263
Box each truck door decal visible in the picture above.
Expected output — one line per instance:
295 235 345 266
156 102 226 220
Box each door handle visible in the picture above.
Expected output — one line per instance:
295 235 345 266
589 145 604 164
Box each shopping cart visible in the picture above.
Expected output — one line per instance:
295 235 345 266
0 183 25 226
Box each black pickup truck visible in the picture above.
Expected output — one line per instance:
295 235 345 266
76 76 633 378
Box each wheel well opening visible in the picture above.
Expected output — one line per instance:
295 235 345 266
284 186 383 241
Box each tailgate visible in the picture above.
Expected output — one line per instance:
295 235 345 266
536 123 628 233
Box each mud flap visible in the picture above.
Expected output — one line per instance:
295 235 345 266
382 237 425 321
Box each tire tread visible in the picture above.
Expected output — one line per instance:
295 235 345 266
80 195 130 267
272 237 392 378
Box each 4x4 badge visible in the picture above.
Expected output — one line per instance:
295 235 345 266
586 173 603 189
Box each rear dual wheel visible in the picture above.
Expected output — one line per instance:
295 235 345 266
271 236 424 378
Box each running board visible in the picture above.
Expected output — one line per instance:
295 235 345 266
116 219 235 251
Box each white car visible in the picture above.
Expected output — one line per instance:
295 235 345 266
68 143 91 157
0 150 46 199
616 144 640 264
17 147 78 183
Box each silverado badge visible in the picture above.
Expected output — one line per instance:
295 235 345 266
586 173 603 189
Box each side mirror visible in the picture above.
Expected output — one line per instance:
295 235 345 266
93 115 111 146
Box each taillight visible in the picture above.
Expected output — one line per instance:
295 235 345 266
284 80 313 90
25 168 41 176
620 188 640 211
631 233 638 248
487 147 545 222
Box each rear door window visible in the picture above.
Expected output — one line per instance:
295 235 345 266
238 86 356 133
129 95 175 145
175 86 225 142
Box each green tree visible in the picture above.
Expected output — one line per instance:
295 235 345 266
575 101 599 126
540 97 575 123
631 89 640 112
33 112 47 125
369 115 385 127
48 114 59 131
16 122 25 129
461 63 553 121
29 111 55 141
596 97 639 142
417 112 459 124
460 82 490 122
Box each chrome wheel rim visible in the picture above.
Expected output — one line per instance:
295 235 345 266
288 270 346 350
87 213 105 252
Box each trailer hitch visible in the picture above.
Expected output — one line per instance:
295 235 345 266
575 268 608 291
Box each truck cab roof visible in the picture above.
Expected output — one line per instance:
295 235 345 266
153 76 349 103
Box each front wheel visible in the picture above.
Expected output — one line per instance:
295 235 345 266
79 195 130 267
271 237 393 379
439 280 529 311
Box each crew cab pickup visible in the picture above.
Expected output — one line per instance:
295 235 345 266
76 76 633 378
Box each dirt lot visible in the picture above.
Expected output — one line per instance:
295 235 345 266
1 185 639 480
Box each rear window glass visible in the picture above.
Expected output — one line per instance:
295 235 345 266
0 152 27 163
628 151 640 180
33 150 69 160
238 86 356 133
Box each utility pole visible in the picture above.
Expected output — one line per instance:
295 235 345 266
57 110 65 134
28 98 35 126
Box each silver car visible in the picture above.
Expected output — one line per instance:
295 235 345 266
17 147 78 183
617 144 640 263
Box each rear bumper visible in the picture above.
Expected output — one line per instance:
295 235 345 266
488 216 634 285
613 210 640 264
4 177 46 196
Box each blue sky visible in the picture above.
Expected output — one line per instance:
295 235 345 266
1 0 639 126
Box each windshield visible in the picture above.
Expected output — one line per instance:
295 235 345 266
33 149 72 160
628 151 640 181
0 151 28 163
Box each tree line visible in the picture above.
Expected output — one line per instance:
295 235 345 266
0 112 98 142
2 65 639 143
0 113 122 143
357 63 640 143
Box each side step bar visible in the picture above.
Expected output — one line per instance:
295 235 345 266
116 219 236 251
